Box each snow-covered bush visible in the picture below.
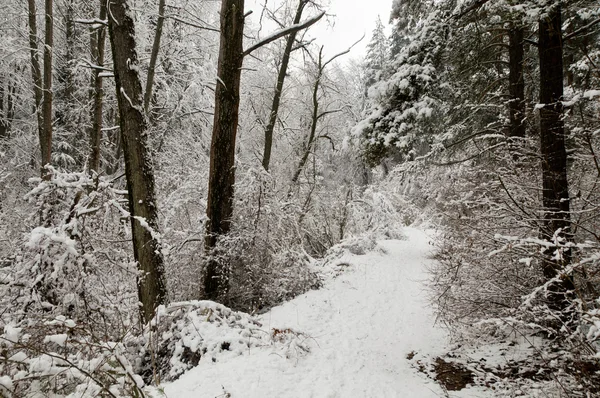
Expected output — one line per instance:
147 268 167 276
201 168 321 312
138 301 270 382
0 169 137 329
0 316 145 398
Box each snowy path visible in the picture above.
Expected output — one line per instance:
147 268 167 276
158 228 483 397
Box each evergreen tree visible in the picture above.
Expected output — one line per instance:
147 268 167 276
364 16 389 88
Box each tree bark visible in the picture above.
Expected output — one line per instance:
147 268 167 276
144 0 166 116
89 0 107 174
27 0 45 169
64 0 75 104
41 0 54 179
538 5 575 310
261 0 307 171
0 72 17 139
203 0 245 300
508 24 525 139
108 0 168 323
0 73 6 139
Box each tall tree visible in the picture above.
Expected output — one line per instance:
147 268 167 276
107 0 168 323
27 0 45 172
0 73 8 139
42 0 54 179
63 0 76 104
261 0 309 171
291 46 351 184
537 4 575 309
364 16 389 89
203 0 245 300
508 23 525 139
89 0 107 174
204 0 324 300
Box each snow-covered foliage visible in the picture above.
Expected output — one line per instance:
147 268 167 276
354 9 448 167
137 300 311 383
0 316 144 398
364 16 389 87
1 169 137 324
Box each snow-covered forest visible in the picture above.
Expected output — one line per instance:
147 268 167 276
0 0 599 396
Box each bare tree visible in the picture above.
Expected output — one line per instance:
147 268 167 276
261 0 310 171
203 0 324 300
107 0 168 323
292 46 353 184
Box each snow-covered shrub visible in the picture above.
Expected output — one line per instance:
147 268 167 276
202 168 321 312
1 169 138 336
345 187 409 240
138 301 268 382
410 131 600 357
0 316 145 398
213 166 410 312
138 301 312 383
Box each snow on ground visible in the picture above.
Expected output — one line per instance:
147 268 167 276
152 228 492 397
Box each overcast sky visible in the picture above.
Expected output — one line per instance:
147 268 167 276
245 0 393 57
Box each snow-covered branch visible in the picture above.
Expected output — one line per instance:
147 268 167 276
242 11 325 57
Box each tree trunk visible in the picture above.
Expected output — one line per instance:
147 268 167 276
538 5 574 310
64 0 75 104
0 72 17 139
144 0 166 117
27 0 45 169
261 0 307 171
41 0 54 179
108 0 168 323
0 73 6 139
203 0 245 300
89 0 107 174
292 48 322 184
508 24 525 139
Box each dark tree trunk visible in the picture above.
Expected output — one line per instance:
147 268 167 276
203 0 245 300
27 0 45 169
508 24 525 139
538 5 575 310
108 0 168 323
0 73 6 139
41 0 54 179
262 0 307 171
0 72 17 139
89 0 107 174
7 75 16 126
64 0 75 103
144 0 166 116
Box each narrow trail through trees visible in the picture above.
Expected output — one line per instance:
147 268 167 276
160 229 487 397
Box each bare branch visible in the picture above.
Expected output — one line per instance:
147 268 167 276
165 15 219 32
321 34 364 69
74 18 107 26
564 17 600 41
242 11 325 57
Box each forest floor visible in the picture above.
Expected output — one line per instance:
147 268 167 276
148 229 514 397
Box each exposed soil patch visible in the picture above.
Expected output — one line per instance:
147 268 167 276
433 357 474 391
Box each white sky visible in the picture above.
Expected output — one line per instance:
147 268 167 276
245 0 393 57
